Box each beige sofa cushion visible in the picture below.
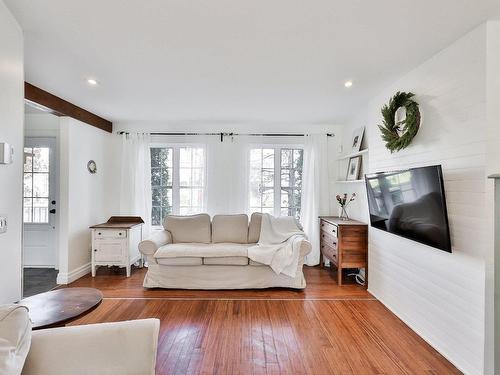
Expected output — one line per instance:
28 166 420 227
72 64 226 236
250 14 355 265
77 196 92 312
164 214 211 244
248 212 263 243
155 243 210 258
155 243 249 259
157 257 202 266
0 305 32 375
203 257 249 266
212 214 249 244
249 259 266 266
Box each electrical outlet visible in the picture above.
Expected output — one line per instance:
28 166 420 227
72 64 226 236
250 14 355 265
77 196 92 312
0 216 7 233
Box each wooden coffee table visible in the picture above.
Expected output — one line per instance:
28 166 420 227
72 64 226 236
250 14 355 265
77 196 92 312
19 287 103 330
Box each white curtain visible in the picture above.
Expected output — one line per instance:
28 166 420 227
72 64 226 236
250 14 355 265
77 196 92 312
205 135 250 216
120 133 152 238
300 134 330 266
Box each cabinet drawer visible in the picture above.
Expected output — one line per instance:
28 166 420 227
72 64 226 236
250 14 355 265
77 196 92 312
320 232 337 250
321 243 337 265
320 220 338 238
94 229 127 239
94 241 124 262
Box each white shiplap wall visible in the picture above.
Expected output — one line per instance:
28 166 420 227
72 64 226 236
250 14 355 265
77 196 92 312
485 20 500 375
363 25 487 374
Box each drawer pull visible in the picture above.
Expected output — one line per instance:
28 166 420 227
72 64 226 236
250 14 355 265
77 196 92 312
95 230 126 238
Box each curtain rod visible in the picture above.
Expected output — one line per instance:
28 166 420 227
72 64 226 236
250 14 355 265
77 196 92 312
118 131 335 139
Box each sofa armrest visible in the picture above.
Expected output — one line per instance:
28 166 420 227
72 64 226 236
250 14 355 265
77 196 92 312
139 230 172 263
22 319 160 375
299 238 312 259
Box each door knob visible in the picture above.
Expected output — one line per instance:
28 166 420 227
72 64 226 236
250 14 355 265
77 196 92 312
49 209 56 214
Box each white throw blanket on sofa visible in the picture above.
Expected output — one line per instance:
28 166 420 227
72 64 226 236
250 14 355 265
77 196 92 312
248 214 305 277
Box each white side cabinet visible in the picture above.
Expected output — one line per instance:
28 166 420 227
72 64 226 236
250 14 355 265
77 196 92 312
90 217 144 277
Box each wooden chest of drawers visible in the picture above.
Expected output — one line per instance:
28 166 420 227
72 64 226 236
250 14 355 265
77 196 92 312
319 216 368 286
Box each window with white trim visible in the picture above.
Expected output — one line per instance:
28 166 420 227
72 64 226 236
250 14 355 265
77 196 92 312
151 146 205 226
249 146 303 219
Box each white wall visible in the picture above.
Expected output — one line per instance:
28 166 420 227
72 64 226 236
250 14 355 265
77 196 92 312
485 20 500 375
0 1 23 303
359 25 487 374
57 118 120 283
25 112 59 136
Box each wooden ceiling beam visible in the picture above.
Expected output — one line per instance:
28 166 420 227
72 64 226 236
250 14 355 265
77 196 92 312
24 82 113 133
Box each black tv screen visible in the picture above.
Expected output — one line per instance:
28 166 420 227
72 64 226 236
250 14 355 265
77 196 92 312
365 165 451 252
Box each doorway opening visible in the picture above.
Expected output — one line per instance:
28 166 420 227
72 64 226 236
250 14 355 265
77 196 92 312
22 103 60 297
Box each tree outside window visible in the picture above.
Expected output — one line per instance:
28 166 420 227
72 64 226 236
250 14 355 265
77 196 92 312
150 146 205 226
249 146 303 219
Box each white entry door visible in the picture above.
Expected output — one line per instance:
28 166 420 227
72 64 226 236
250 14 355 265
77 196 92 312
23 137 58 268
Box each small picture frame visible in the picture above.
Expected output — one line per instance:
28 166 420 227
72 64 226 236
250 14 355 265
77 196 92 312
346 156 362 181
350 127 365 153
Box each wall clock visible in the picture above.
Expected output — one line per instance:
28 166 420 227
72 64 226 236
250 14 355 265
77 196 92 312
87 160 97 174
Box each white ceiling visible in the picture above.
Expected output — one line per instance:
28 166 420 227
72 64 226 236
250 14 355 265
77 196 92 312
6 0 500 126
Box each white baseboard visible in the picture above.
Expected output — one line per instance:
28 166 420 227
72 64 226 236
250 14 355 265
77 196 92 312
56 262 91 284
23 265 56 269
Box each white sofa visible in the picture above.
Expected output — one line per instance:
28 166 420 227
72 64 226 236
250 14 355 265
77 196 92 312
0 304 160 375
138 213 312 289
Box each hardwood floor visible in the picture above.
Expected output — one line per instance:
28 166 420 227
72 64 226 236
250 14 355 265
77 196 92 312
67 265 373 300
65 266 461 374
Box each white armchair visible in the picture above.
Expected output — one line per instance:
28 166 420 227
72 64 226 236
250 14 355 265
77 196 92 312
0 305 160 375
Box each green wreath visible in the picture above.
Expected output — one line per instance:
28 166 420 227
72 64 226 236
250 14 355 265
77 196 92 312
378 91 420 153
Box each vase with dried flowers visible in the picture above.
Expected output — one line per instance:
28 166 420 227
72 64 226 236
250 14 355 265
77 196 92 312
336 193 356 220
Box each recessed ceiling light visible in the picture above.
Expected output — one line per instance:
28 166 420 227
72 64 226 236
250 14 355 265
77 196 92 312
344 80 353 88
87 78 98 86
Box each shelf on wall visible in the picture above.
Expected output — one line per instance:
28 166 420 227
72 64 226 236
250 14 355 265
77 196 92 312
336 149 368 161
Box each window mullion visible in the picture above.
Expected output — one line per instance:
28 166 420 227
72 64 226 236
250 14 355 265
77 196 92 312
274 148 280 217
190 149 194 212
31 163 34 222
173 147 180 214
262 148 267 213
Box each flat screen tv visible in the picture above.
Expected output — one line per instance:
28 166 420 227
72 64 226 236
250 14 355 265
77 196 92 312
365 165 451 252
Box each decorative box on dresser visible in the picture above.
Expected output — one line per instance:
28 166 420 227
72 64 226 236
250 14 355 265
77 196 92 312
90 216 144 277
319 216 368 287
